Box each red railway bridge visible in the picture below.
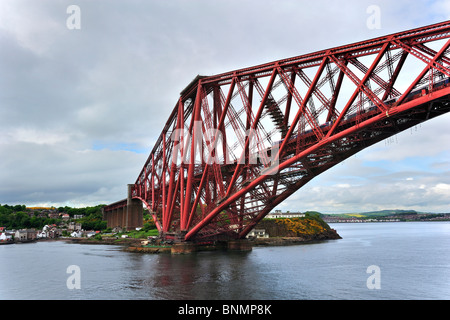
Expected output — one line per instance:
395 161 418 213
103 20 450 243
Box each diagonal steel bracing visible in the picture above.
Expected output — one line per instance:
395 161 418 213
121 20 450 242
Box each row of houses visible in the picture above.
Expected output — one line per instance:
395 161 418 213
1 228 37 243
266 210 306 219
1 226 63 243
70 230 100 238
37 225 63 239
0 221 96 243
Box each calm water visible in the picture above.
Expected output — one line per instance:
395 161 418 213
1 222 449 300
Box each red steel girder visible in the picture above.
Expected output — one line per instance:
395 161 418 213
129 20 450 242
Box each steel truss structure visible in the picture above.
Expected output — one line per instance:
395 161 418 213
129 20 450 241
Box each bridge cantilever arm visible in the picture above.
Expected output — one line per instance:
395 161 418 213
395 38 450 106
326 40 391 138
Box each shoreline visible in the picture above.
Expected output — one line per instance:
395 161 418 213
253 236 339 246
62 237 142 246
60 233 342 254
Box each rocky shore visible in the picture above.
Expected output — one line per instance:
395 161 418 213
253 229 342 247
254 216 342 241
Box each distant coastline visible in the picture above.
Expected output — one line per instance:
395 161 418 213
321 209 450 223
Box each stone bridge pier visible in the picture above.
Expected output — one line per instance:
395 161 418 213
102 184 143 231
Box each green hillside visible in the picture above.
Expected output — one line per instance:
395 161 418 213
320 209 450 222
322 209 420 218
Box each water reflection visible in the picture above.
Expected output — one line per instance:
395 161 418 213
1 222 449 300
128 251 253 299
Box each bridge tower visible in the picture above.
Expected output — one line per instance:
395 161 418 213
102 184 143 231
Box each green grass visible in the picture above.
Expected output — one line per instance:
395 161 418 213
116 228 159 239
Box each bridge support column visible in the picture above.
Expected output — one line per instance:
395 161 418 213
125 184 143 231
103 207 124 231
113 209 119 228
122 206 127 229
119 208 123 229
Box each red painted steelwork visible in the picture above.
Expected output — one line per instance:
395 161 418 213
127 20 450 241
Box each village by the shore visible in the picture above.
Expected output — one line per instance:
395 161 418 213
0 206 101 245
0 209 330 248
2 207 448 247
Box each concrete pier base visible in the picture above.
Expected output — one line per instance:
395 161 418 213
227 239 253 252
171 243 198 254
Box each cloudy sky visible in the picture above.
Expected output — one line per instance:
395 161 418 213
1 0 449 213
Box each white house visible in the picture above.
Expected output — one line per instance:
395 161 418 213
85 231 99 238
71 230 82 237
246 229 269 238
266 211 305 219
0 232 13 242
37 230 47 239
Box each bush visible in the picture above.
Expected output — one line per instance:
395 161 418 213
142 222 154 232
94 233 102 241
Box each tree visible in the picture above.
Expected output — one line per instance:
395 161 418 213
13 205 26 212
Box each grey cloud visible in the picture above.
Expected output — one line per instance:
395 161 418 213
0 140 146 206
1 0 449 209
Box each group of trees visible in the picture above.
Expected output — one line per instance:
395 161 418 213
0 204 107 231
0 205 56 229
73 205 107 231
0 211 58 230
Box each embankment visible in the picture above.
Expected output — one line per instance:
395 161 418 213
64 215 341 252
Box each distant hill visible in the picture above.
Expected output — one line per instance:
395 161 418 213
353 209 419 216
322 209 421 218
320 209 450 222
